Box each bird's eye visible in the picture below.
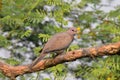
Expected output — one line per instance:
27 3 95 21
72 30 74 31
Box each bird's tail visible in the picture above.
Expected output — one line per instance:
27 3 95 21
30 53 47 68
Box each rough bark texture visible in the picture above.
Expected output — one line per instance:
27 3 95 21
0 42 120 80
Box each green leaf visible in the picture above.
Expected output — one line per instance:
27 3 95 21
33 47 42 56
21 30 32 38
43 78 51 80
5 58 20 65
0 35 10 47
38 33 51 42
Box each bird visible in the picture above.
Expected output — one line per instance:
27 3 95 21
30 27 78 68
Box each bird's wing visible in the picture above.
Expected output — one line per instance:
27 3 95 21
42 32 73 53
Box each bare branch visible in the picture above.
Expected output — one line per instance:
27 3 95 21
0 42 120 80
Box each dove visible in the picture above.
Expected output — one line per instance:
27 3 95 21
30 27 78 68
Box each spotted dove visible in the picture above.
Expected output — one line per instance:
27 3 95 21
30 27 77 68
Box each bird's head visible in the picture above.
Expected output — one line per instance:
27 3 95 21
67 27 80 36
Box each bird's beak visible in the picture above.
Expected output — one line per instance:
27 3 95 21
76 27 81 38
77 27 80 33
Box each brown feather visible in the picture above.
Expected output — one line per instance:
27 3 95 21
30 27 77 68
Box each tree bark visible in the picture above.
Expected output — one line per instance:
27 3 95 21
0 42 120 80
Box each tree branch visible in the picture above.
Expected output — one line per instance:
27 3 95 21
0 42 120 80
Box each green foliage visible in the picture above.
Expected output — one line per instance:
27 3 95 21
27 10 46 24
108 7 120 18
43 78 51 80
33 47 42 56
74 55 120 80
5 58 21 65
0 0 70 29
0 35 10 47
82 0 101 4
38 33 51 42
94 56 119 80
67 44 80 51
78 0 100 8
21 30 32 38
0 72 6 79
79 11 96 23
75 65 92 78
96 22 120 43
0 0 120 80
48 64 67 80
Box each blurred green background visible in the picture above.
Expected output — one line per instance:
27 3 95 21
0 0 120 80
